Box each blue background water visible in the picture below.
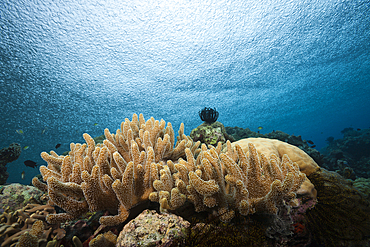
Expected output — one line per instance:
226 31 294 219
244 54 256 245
1 0 369 185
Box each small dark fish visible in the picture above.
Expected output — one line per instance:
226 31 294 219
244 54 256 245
311 145 316 148
357 128 361 131
21 171 25 180
55 144 61 149
24 160 37 168
307 140 314 145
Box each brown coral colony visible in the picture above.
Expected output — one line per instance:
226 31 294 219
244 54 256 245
33 114 311 226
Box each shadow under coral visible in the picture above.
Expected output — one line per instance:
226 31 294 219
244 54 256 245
305 168 370 246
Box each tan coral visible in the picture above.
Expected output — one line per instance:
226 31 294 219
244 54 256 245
15 220 43 247
33 115 316 226
228 138 319 199
88 231 117 247
0 204 65 247
150 140 308 222
33 114 200 226
230 138 319 176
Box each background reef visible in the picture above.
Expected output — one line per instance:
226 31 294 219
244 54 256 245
321 128 370 178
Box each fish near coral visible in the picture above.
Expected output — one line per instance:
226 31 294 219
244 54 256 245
24 160 37 168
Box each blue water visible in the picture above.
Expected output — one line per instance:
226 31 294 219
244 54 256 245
1 0 369 185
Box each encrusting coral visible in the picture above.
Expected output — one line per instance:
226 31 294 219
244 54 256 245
33 114 312 226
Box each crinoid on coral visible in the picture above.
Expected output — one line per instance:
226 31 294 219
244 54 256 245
198 107 219 124
33 114 201 226
33 114 314 227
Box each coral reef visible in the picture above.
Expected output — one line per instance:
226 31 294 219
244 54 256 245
33 114 311 228
179 215 268 247
190 121 235 145
0 143 21 185
287 197 317 246
230 138 319 176
62 211 105 245
15 220 44 247
321 127 370 178
116 209 189 247
0 183 46 211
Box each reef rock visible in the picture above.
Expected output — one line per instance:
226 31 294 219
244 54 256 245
0 183 45 211
116 209 189 247
0 143 21 185
190 121 234 145
321 127 370 178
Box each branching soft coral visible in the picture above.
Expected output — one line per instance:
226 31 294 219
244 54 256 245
33 114 200 226
33 114 312 226
150 141 307 222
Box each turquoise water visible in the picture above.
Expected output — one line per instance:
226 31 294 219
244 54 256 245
1 0 369 185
